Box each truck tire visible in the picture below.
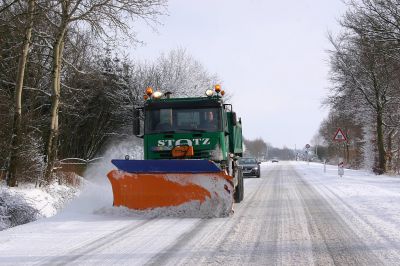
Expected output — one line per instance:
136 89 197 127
239 170 244 202
234 168 244 203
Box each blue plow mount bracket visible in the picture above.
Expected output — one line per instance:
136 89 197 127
111 159 221 173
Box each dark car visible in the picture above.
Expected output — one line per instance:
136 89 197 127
271 158 279 163
238 157 260 178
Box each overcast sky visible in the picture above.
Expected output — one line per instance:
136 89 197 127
131 0 347 149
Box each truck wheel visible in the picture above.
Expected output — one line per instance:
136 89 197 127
239 170 244 202
234 168 244 203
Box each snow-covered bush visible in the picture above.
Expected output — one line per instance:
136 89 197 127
0 203 10 231
0 182 80 231
0 187 41 231
16 130 45 184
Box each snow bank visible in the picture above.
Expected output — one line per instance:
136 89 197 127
0 182 79 231
57 137 143 217
0 137 143 231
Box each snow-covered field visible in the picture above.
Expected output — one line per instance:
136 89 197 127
299 161 400 254
1 161 400 265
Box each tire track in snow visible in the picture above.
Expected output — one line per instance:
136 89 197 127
293 166 383 265
154 163 384 265
145 167 276 266
301 166 400 262
190 167 276 265
37 218 156 266
251 165 316 265
143 219 210 266
244 164 316 265
246 165 283 264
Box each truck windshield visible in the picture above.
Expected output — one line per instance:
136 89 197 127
145 107 221 134
239 158 257 164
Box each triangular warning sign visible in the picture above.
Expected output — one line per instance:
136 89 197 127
333 128 347 142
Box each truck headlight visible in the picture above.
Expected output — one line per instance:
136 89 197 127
152 91 163 99
205 89 214 97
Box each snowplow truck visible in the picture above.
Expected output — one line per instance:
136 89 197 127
107 85 244 214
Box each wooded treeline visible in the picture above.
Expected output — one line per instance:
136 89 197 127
243 138 294 161
0 0 220 186
243 138 268 160
317 0 400 173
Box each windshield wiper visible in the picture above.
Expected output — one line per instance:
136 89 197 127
177 128 207 132
157 130 176 134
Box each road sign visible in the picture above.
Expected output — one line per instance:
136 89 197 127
305 144 310 149
333 128 347 142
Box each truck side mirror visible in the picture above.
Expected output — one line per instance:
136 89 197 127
133 109 141 136
232 112 237 126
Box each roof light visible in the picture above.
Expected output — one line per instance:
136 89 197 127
152 91 163 99
205 89 214 97
145 87 153 96
214 84 221 93
165 91 172 99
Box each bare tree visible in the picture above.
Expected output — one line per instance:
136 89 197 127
0 0 19 14
243 138 268 159
328 33 396 171
43 0 166 183
7 0 36 187
325 0 400 172
154 48 220 96
342 0 400 60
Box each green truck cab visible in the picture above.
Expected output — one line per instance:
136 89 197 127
133 87 244 202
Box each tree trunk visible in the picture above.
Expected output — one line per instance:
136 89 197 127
7 0 35 187
397 138 400 174
386 130 394 172
44 27 66 183
376 110 386 172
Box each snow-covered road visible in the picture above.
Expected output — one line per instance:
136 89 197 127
2 161 400 265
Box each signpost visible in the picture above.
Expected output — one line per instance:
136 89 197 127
333 128 347 177
305 144 310 164
333 128 347 142
338 161 344 177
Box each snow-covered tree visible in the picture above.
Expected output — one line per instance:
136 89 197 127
40 0 166 183
323 0 400 172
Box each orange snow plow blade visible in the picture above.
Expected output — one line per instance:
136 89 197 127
107 171 232 209
107 159 233 210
